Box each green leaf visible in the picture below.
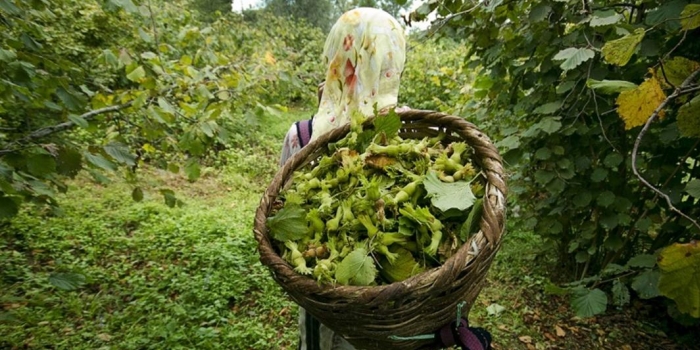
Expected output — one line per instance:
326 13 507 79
590 10 623 27
631 269 661 299
0 195 19 219
628 254 657 268
573 192 592 207
48 272 86 291
138 28 153 43
553 48 595 71
495 135 520 150
67 114 89 128
534 170 555 185
56 147 82 177
658 242 700 317
104 143 136 166
685 179 700 198
266 204 308 242
132 187 144 202
591 168 608 182
184 159 201 181
0 0 22 15
537 117 562 134
529 4 552 22
586 79 638 94
533 101 563 115
646 0 687 28
85 152 117 172
600 214 619 230
160 189 178 208
113 0 138 13
597 191 615 207
26 154 56 177
460 198 483 241
601 29 645 66
126 66 146 82
571 288 608 318
678 95 700 138
373 111 401 139
603 153 624 168
658 57 700 87
423 171 475 212
379 247 424 282
534 147 552 160
486 303 506 316
680 4 700 30
336 248 377 286
612 279 630 307
0 48 17 62
56 87 84 111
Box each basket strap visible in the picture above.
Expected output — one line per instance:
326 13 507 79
436 318 492 350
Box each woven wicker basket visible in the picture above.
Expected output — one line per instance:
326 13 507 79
253 109 507 350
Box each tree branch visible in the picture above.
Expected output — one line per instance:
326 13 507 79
631 68 700 231
0 102 133 156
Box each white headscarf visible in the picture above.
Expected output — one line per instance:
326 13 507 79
310 8 407 142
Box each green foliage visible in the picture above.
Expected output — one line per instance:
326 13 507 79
0 171 298 349
658 242 700 317
335 248 378 285
406 0 700 321
0 0 325 218
423 171 476 212
571 287 608 318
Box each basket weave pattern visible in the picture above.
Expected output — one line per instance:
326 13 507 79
254 110 507 350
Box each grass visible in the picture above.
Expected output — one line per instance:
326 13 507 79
0 109 695 350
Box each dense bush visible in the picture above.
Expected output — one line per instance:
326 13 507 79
0 0 324 217
411 0 700 322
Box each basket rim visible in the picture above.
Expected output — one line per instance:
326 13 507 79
253 108 507 297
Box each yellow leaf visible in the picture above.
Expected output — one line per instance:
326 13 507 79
142 143 156 153
264 51 276 65
601 28 645 66
616 77 667 130
680 4 700 30
657 57 700 88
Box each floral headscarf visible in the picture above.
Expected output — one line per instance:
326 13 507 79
310 8 407 142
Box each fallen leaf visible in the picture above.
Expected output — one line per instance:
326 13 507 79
621 345 633 350
519 335 533 344
97 333 112 342
544 332 556 341
497 324 509 331
555 325 566 337
527 344 536 350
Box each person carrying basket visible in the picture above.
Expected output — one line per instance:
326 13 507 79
277 7 495 350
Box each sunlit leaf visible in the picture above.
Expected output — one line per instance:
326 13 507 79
686 179 700 198
126 66 146 82
601 29 645 66
552 48 595 71
680 4 700 30
336 248 377 286
590 10 623 27
586 79 637 95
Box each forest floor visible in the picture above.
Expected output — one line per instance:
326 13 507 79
1 109 697 349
